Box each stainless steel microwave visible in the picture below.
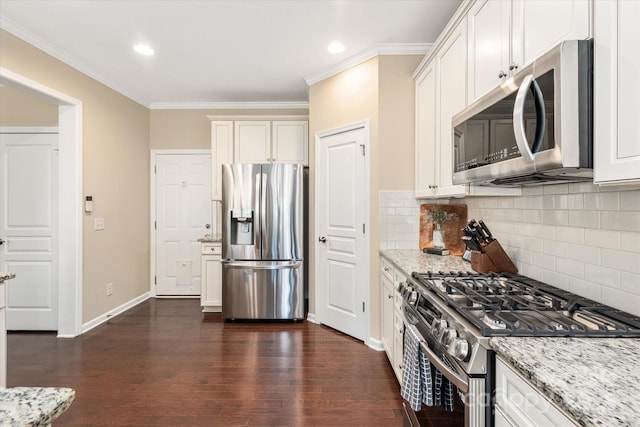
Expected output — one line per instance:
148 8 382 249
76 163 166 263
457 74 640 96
452 40 593 186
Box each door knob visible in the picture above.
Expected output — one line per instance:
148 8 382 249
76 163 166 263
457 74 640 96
0 238 4 245
205 224 211 229
318 236 327 243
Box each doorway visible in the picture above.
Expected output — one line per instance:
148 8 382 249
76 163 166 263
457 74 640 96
0 67 83 337
315 120 370 342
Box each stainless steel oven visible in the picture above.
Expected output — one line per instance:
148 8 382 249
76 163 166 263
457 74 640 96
398 270 640 427
399 277 493 427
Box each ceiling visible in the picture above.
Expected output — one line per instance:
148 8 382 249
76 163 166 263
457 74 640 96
0 0 462 108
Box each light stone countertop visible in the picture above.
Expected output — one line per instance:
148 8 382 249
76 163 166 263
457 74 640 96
380 249 640 427
197 234 221 243
0 387 75 426
379 249 471 276
491 337 640 427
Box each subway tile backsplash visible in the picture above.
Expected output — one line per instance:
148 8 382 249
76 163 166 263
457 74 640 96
379 184 640 317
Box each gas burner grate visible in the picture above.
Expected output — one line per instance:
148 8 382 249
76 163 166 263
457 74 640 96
411 270 640 337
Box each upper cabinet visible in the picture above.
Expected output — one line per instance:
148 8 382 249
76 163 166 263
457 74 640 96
594 0 640 184
468 0 590 104
209 116 308 200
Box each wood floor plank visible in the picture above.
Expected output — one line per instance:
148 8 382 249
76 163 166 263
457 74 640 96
7 299 407 426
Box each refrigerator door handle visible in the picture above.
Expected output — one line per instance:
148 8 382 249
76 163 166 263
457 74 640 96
221 260 301 270
254 170 263 253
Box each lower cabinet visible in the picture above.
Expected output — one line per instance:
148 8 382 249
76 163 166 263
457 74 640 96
200 243 222 312
495 357 578 426
380 256 405 383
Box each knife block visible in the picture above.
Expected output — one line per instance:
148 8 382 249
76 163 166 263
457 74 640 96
471 240 518 274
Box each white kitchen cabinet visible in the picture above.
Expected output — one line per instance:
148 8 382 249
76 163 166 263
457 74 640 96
467 0 590 104
495 357 578 427
234 121 272 164
272 121 309 165
211 121 234 201
200 242 222 312
380 257 395 365
467 0 511 102
594 0 640 184
234 120 308 165
0 281 6 387
380 256 405 383
414 18 467 198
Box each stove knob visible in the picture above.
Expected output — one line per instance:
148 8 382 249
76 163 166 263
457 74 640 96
448 338 470 362
408 291 418 305
442 328 457 346
432 319 448 337
396 282 405 293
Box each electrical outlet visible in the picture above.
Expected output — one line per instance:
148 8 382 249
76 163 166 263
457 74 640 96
94 218 105 231
106 282 113 296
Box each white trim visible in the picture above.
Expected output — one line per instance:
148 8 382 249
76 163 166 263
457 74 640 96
0 67 84 338
306 312 318 324
206 115 309 121
152 101 309 110
0 127 58 134
305 43 432 86
149 149 212 297
314 119 371 346
0 18 148 108
81 292 150 334
367 338 385 352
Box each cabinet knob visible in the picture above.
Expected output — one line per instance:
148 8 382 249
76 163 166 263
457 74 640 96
509 62 518 71
318 236 327 243
388 294 393 299
498 71 507 79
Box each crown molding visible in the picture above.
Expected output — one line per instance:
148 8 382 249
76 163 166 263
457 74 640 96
150 101 309 110
304 42 432 86
0 16 150 108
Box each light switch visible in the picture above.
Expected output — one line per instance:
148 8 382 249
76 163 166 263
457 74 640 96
94 218 105 231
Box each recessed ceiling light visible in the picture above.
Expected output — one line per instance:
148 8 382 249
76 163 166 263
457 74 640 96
133 44 155 56
327 42 345 54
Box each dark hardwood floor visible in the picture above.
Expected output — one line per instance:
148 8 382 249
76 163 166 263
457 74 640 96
7 299 408 426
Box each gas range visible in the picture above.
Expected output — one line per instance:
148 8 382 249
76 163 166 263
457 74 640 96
400 270 640 377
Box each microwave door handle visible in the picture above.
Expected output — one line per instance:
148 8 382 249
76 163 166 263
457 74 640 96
530 79 546 154
513 74 536 162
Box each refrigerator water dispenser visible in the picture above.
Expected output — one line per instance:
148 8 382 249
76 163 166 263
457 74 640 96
230 208 254 245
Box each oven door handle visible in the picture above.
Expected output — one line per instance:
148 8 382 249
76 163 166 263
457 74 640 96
419 341 469 393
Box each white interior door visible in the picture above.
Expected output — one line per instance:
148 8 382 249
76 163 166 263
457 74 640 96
316 124 369 341
155 153 212 296
0 131 58 330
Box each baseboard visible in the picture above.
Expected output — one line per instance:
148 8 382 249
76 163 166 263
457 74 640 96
367 337 384 352
81 292 150 334
306 312 318 323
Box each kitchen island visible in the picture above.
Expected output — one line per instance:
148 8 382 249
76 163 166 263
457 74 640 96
381 249 640 427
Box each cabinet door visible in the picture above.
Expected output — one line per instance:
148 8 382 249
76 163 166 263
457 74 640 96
594 0 640 184
495 358 578 426
380 272 394 363
467 0 511 102
234 121 271 163
201 254 222 308
272 121 308 165
512 0 590 69
414 62 438 198
435 18 468 198
211 121 233 200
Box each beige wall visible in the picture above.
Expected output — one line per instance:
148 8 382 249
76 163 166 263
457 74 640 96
378 55 421 190
150 109 308 150
309 55 420 340
0 85 58 126
0 29 150 323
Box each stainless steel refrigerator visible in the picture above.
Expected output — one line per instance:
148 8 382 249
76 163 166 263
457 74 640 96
221 163 304 320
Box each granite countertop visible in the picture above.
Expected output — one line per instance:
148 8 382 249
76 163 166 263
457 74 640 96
0 272 16 282
0 387 75 426
491 337 640 427
197 234 221 243
380 249 471 275
380 249 640 427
